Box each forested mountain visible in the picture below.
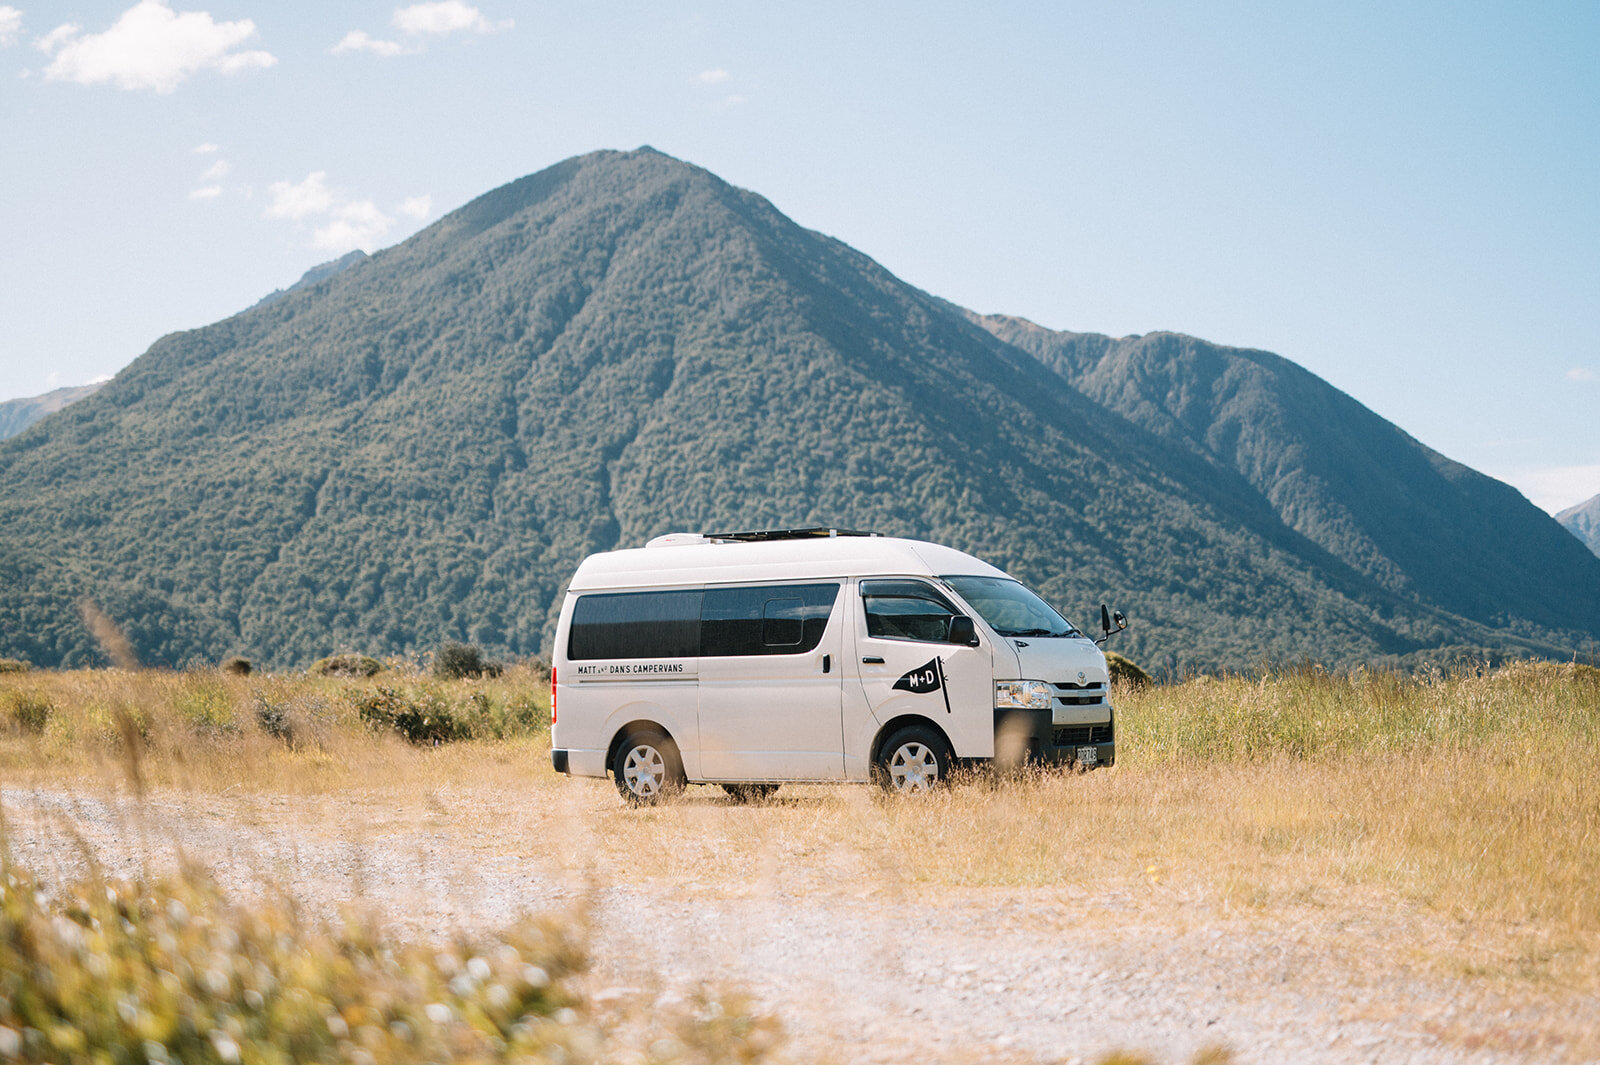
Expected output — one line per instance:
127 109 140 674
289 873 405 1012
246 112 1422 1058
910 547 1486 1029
0 383 103 441
972 315 1600 640
2 147 1597 672
1558 493 1600 557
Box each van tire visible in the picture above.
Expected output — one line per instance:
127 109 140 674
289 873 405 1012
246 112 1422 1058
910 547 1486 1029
721 783 779 803
612 728 686 805
875 725 951 794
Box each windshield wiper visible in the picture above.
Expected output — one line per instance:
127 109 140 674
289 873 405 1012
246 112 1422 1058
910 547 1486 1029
1007 627 1077 638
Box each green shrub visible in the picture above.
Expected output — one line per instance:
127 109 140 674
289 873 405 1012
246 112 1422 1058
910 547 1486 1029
1105 650 1153 688
0 659 29 674
3 691 52 734
432 642 503 680
173 677 239 735
456 690 549 740
350 686 467 745
309 653 382 678
220 656 253 676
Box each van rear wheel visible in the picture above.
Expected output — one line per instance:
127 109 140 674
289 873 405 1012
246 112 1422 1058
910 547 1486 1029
721 783 779 803
612 729 685 806
876 725 951 794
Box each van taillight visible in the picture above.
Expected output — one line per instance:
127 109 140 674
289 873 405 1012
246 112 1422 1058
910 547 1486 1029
550 666 556 725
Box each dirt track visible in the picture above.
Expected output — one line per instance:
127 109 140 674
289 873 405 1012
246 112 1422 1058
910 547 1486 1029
3 784 1590 1065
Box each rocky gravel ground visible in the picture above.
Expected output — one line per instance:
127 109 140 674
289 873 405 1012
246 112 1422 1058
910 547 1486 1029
3 785 1592 1065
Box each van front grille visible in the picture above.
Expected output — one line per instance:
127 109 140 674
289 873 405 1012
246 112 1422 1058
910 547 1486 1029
1052 724 1114 747
1052 679 1108 708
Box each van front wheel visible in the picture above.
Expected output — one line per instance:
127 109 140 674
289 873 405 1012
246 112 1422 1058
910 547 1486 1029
876 725 951 794
612 729 685 806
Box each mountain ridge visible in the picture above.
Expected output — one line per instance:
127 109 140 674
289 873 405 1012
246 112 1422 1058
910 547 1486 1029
2 147 1595 671
1558 493 1600 558
0 382 106 441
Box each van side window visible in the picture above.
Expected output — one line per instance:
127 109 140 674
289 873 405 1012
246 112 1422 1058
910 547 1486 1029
702 583 839 657
569 590 704 660
861 580 961 643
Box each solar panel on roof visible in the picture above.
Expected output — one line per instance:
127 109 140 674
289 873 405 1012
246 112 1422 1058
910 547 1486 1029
703 527 880 543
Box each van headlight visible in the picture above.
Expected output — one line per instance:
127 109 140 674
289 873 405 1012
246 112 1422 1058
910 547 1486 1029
995 680 1053 710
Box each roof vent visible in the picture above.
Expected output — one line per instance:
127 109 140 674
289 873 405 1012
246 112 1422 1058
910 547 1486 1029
645 533 711 548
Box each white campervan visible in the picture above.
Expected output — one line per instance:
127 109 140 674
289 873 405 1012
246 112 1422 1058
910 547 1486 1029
549 529 1126 803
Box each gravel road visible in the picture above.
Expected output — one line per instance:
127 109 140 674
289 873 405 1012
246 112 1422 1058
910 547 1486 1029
4 785 1591 1065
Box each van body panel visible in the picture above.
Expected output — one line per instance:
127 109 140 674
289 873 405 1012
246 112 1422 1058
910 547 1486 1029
696 607 845 781
849 577 997 759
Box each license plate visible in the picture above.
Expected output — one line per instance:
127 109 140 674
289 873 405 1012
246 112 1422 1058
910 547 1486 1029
1076 746 1098 767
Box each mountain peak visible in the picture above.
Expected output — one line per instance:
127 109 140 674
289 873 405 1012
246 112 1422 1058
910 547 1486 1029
1558 493 1600 557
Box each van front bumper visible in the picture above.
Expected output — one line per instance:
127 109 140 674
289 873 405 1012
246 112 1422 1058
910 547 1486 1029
994 708 1116 769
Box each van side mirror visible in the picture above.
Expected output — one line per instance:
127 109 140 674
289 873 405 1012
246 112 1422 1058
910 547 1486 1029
1095 604 1128 645
947 614 979 646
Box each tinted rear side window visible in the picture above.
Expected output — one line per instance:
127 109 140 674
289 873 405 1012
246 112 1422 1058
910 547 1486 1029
702 583 840 657
568 590 704 660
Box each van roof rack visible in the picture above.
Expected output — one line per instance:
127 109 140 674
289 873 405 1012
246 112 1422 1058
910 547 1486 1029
704 527 880 543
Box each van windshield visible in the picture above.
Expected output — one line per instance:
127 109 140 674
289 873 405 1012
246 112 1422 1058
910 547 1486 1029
941 575 1081 638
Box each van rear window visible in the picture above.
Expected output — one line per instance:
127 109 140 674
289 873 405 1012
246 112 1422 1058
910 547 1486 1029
568 590 703 660
567 583 841 661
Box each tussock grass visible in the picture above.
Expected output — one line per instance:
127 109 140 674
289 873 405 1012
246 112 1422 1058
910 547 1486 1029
0 664 550 793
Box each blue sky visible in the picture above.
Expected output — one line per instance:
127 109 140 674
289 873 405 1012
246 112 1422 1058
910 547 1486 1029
1 1 1595 511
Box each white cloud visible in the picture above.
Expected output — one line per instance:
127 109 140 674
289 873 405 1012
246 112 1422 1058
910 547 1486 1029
1567 367 1594 383
88 373 114 384
189 185 221 199
400 194 432 219
694 68 729 84
264 171 398 253
392 1 510 36
0 6 23 46
265 171 335 220
34 23 77 53
36 0 275 93
312 200 393 253
200 158 229 180
192 141 219 154
332 29 412 57
336 2 508 58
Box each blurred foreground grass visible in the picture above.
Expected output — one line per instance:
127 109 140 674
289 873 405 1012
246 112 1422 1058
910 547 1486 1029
0 861 778 1065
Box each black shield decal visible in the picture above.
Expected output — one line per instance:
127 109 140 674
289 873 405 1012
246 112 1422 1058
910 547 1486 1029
893 658 944 694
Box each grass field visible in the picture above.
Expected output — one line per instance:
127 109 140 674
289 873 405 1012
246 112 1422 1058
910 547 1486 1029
2 659 1597 1062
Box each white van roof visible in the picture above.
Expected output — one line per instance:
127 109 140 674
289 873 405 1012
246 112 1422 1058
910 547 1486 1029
567 533 1010 592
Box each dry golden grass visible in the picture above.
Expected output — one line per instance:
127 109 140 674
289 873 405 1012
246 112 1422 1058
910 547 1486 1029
3 659 1597 1059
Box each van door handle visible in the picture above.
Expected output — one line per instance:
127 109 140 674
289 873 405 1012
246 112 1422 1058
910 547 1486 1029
862 656 884 664
822 654 831 674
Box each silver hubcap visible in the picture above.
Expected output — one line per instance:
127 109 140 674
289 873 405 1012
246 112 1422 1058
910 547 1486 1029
889 742 940 792
623 744 666 797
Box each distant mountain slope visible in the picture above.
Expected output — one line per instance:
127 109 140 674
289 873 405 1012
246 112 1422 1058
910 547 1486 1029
1 148 1596 671
0 383 104 440
1558 493 1600 557
252 250 369 310
972 314 1600 641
